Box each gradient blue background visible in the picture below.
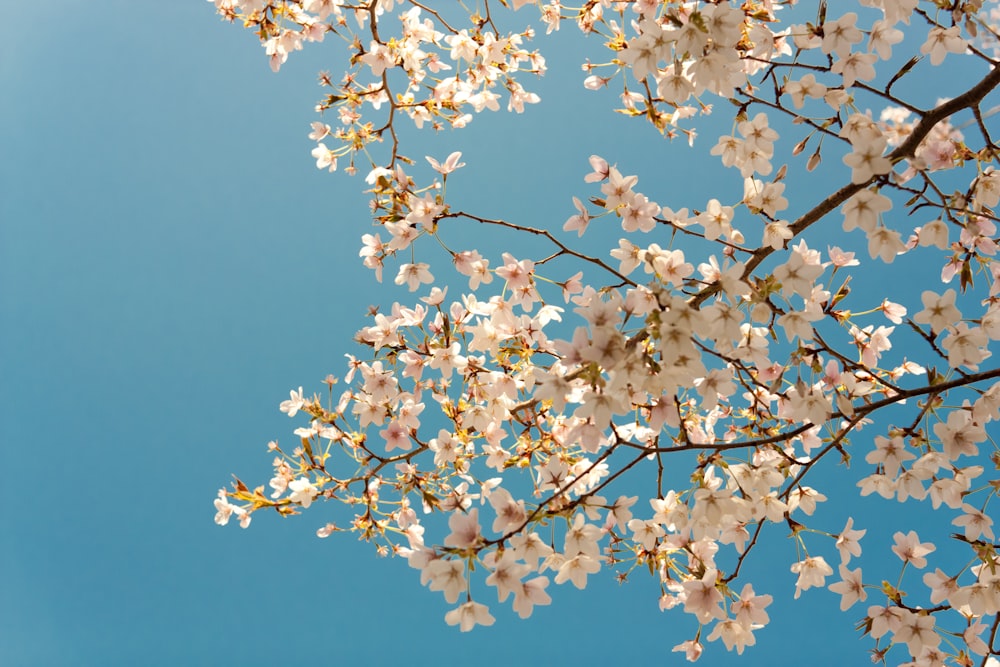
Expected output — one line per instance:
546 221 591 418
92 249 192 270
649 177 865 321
2 3 993 665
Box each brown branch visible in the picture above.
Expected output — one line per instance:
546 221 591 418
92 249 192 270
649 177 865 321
690 64 1000 309
439 210 638 286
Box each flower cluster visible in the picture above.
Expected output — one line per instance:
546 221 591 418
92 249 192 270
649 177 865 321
209 0 1000 663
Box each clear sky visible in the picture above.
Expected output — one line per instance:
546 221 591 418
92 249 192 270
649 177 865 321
1 3 994 666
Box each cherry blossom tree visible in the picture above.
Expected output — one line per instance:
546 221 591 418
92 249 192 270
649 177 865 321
209 0 1000 663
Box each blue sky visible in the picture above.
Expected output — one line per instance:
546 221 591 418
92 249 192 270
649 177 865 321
2 3 995 665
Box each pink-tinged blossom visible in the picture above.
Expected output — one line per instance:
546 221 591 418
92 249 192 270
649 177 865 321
933 408 988 461
365 166 392 185
610 239 643 275
279 387 306 416
843 137 892 184
762 219 792 250
895 467 930 502
564 513 603 558
303 0 342 19
783 73 826 108
973 382 1000 422
269 463 291 499
711 134 744 169
507 81 540 113
311 143 337 171
780 383 831 426
912 289 961 334
699 256 751 299
835 517 866 563
405 193 443 231
628 518 665 550
788 486 826 516
540 2 561 32
881 0 918 25
841 113 882 144
264 30 301 72
380 420 411 452
869 19 903 60
828 245 860 267
510 532 554 571
214 489 249 527
394 263 434 291
621 193 660 233
496 253 535 290
601 167 638 209
483 551 530 602
891 531 935 568
564 196 591 236
658 63 695 104
777 303 821 342
671 640 703 662
706 619 756 655
880 299 906 324
690 48 744 99
420 286 447 306
958 576 1000 616
941 255 963 283
444 508 482 549
584 155 609 182
974 169 1000 209
922 568 960 604
964 619 991 656
424 558 466 603
790 556 833 598
731 583 772 627
828 565 866 610
287 477 319 508
893 609 940 657
426 151 465 174
694 367 736 410
444 601 495 632
512 576 551 618
359 233 386 281
358 41 395 76
831 51 877 88
697 199 735 242
681 569 726 623
773 248 823 298
867 226 906 263
868 605 905 639
842 188 891 233
645 245 693 286
650 491 688 531
866 435 915 477
488 487 527 534
941 323 991 369
821 13 863 57
606 495 637 531
554 553 601 589
952 503 995 541
740 113 778 157
921 26 967 65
